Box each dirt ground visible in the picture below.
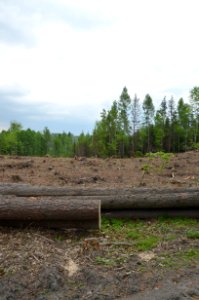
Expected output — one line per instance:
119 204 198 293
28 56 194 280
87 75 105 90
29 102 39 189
0 151 199 188
0 152 199 299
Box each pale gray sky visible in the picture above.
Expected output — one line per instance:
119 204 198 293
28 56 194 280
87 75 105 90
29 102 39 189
0 0 199 133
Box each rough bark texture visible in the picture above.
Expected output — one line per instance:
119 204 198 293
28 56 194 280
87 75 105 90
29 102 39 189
100 192 199 209
103 209 199 219
0 183 198 196
0 196 100 229
0 184 198 226
0 184 199 209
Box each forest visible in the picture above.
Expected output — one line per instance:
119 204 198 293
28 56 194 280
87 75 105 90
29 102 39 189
0 86 199 158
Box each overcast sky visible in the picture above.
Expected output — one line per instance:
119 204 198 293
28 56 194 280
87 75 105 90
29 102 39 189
0 0 199 134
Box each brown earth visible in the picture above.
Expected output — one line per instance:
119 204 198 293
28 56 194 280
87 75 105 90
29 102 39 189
0 152 199 299
0 151 199 188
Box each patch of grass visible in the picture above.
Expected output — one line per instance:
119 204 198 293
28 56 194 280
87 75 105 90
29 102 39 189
160 249 199 268
95 256 116 266
101 217 198 259
126 231 140 239
100 217 199 273
126 220 145 229
158 256 177 268
111 218 125 230
158 216 198 227
101 216 111 230
135 236 160 251
186 230 199 239
181 249 199 260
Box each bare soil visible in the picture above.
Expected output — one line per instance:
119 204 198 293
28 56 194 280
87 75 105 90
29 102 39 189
0 152 199 299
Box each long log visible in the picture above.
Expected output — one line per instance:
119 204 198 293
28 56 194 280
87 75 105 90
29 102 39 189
0 183 198 196
0 184 199 209
103 209 199 219
100 192 199 209
0 193 198 209
0 196 101 229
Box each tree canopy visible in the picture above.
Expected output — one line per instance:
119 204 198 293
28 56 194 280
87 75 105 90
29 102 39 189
0 86 199 157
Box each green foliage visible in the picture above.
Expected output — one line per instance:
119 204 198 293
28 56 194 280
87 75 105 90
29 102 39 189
110 218 125 230
134 151 143 157
190 86 199 114
186 230 199 239
135 236 160 251
75 132 92 157
141 164 150 173
146 151 173 161
145 151 174 172
1 85 199 158
9 121 23 132
0 123 75 157
126 231 140 239
191 142 199 150
99 217 199 271
182 249 199 260
156 248 199 268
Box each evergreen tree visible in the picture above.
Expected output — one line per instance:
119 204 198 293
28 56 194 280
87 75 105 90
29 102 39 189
106 101 119 156
117 87 132 157
131 94 141 154
190 86 199 143
154 97 167 150
142 94 155 152
167 96 176 152
43 127 51 155
177 98 191 150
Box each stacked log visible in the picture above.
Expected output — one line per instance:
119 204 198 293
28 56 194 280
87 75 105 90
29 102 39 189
0 193 101 229
0 183 198 228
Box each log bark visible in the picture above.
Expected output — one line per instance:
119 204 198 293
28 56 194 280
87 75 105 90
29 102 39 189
100 192 199 209
0 184 198 209
103 209 199 219
0 183 198 196
0 196 101 229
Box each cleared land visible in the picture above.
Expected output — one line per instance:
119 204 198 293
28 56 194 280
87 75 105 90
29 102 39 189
0 152 199 299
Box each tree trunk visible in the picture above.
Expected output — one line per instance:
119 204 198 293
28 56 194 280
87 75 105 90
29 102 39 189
0 195 101 229
100 192 199 209
103 209 199 219
0 184 198 209
0 183 198 196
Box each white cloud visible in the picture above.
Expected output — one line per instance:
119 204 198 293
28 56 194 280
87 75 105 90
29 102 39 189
0 0 199 132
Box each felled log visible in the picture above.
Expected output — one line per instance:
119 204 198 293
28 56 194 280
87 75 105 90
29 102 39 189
0 183 198 209
103 209 199 219
0 183 198 197
100 192 199 209
0 195 101 229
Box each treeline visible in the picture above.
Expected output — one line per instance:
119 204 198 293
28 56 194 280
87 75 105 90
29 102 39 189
92 86 199 157
0 123 75 157
0 86 199 157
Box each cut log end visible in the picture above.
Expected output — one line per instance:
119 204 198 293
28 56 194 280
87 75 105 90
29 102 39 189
0 183 199 229
0 196 101 230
